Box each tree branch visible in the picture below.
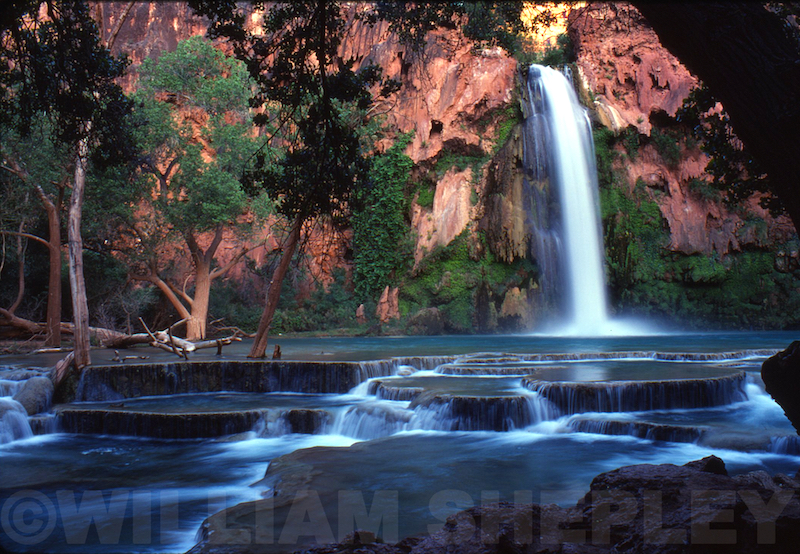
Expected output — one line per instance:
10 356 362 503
0 230 54 250
209 242 264 280
105 1 135 51
205 225 225 266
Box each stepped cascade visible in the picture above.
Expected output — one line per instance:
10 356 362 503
2 336 799 554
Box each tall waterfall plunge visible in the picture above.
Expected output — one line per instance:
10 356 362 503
523 64 613 335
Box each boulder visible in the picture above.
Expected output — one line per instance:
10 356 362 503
12 376 54 416
761 341 800 433
406 307 444 335
287 457 800 554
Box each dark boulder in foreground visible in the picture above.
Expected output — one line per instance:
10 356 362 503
190 456 800 554
762 341 800 434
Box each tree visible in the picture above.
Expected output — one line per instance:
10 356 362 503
1 114 71 346
124 35 268 340
0 1 134 367
187 1 532 357
631 2 800 232
188 1 389 357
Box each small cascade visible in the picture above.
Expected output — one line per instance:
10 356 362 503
254 409 332 437
28 413 58 435
0 397 33 444
331 402 413 440
274 409 331 435
523 372 748 414
0 379 24 397
367 380 424 401
768 435 800 455
568 416 704 443
407 392 558 432
355 359 398 382
392 356 457 371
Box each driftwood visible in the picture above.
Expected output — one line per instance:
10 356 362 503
50 351 75 389
1 310 244 361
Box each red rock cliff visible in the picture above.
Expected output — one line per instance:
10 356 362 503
569 2 794 258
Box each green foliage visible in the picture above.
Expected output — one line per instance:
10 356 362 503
687 178 721 202
601 165 800 329
677 85 777 213
207 279 264 333
130 35 263 241
527 33 575 67
138 36 252 116
593 126 617 188
650 128 682 168
272 268 363 333
399 231 534 332
601 182 668 289
416 186 435 209
0 0 133 157
352 132 414 301
492 103 522 154
622 126 640 160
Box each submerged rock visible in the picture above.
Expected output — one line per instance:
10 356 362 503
762 341 800 434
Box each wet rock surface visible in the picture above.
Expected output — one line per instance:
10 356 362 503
188 456 800 554
762 341 800 434
62 360 395 402
12 375 54 415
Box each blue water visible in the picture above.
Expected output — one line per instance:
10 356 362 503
0 332 798 553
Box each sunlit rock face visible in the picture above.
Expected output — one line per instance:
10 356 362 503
96 2 516 284
569 2 795 258
96 2 208 92
569 3 696 136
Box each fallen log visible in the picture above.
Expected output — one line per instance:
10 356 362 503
3 311 245 359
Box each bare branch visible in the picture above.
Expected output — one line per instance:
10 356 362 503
0 230 53 250
105 1 135 51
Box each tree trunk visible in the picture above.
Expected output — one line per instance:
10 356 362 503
632 2 800 232
187 259 211 341
44 199 62 347
68 133 92 369
248 218 303 358
146 271 192 323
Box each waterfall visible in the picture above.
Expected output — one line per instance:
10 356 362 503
524 65 610 335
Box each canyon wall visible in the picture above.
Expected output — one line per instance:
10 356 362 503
89 2 798 333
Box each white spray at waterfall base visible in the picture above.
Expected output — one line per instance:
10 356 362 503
525 65 659 336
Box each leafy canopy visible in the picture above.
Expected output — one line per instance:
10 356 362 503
132 35 263 235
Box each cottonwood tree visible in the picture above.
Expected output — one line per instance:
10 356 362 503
0 0 134 366
121 35 270 340
187 1 534 357
0 115 72 346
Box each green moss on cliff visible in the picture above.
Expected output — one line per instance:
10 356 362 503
598 126 800 329
399 230 535 332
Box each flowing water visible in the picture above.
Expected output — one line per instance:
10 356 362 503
0 66 797 554
0 333 799 553
525 65 609 335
